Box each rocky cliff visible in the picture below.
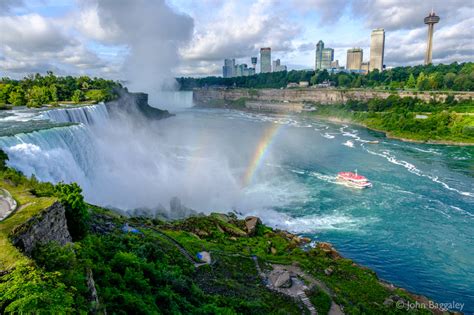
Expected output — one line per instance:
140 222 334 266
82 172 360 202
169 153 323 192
193 88 474 107
106 89 173 120
10 201 72 256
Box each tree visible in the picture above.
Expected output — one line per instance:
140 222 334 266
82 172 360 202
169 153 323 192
71 89 84 104
406 73 416 89
8 86 26 106
49 84 58 103
337 74 351 87
26 86 50 107
85 89 108 103
443 73 456 89
55 182 89 240
416 72 430 91
0 263 74 313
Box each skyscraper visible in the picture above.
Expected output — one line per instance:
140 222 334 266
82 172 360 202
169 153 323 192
260 48 271 73
346 48 363 71
222 59 235 78
424 10 440 65
315 40 324 70
321 48 334 70
369 28 385 72
272 59 287 72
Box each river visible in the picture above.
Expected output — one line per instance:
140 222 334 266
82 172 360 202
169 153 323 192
0 92 473 312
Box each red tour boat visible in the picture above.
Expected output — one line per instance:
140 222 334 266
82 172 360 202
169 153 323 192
337 170 372 189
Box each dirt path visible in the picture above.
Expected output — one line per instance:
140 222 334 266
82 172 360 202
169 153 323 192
146 226 208 267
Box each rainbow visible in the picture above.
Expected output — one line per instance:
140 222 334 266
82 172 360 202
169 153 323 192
242 123 282 187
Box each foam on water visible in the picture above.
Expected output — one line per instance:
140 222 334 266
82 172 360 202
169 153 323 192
365 148 474 198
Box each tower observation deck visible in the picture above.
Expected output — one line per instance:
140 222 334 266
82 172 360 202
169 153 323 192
424 10 440 65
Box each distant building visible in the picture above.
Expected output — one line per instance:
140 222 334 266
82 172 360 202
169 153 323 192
369 28 385 72
236 64 249 77
346 48 363 71
272 59 287 72
321 48 334 70
251 57 257 70
223 59 235 78
330 60 340 69
260 48 272 73
361 61 370 74
315 40 324 70
248 67 256 76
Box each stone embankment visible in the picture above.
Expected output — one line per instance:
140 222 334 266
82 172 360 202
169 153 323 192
193 88 474 113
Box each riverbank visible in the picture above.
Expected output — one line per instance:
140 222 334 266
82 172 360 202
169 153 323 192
0 164 458 314
308 114 474 146
192 87 474 146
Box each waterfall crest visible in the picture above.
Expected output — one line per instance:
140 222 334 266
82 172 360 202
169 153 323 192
40 104 109 125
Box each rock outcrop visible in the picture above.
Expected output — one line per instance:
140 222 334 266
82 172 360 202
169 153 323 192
10 201 72 256
106 88 172 121
244 216 262 236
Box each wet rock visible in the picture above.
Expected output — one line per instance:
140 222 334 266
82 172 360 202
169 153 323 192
317 242 341 259
324 267 334 276
170 197 196 219
245 216 262 236
268 270 292 288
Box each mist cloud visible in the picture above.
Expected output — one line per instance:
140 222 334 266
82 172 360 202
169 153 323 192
81 0 194 92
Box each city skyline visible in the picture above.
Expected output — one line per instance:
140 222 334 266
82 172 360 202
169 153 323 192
0 0 472 80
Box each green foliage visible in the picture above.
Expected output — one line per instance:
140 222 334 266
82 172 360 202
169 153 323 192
0 149 8 171
0 72 121 108
178 62 474 92
85 89 110 102
27 86 50 107
312 96 474 143
71 89 85 103
0 263 74 314
406 73 416 88
308 288 332 315
55 182 89 240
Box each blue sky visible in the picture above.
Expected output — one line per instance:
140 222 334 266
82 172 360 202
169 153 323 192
1 0 473 80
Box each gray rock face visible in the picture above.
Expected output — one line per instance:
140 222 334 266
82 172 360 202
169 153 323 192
245 216 262 236
11 201 72 256
169 197 196 219
268 269 292 288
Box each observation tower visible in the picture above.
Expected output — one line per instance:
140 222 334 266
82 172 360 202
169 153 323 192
424 9 440 65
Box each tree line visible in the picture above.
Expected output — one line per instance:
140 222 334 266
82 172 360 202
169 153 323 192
0 72 121 108
177 62 474 91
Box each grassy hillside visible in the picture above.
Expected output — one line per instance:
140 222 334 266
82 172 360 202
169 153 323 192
0 150 437 314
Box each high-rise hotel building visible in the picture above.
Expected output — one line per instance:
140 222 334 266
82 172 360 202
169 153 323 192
260 48 272 73
369 28 385 72
346 48 363 71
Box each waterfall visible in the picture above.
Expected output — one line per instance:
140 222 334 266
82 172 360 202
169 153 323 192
0 125 98 185
40 104 109 125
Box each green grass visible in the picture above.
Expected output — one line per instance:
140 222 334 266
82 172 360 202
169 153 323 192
0 178 56 269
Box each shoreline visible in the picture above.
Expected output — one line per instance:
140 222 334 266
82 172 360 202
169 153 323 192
308 115 474 146
194 104 474 146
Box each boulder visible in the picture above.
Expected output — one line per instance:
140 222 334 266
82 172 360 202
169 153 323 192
268 270 292 288
244 216 262 236
317 242 341 259
324 267 334 276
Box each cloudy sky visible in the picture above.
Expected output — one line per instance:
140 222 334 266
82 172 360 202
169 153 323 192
0 0 473 81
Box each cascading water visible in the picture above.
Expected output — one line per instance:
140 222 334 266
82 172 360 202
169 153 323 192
0 125 97 184
0 104 108 190
39 103 110 125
